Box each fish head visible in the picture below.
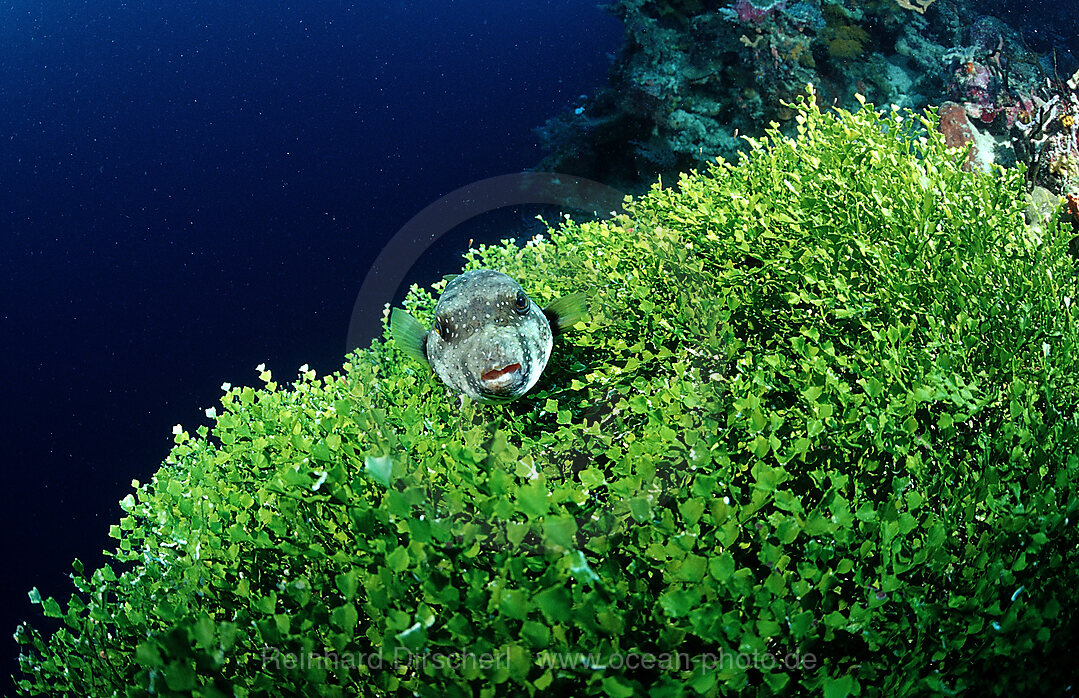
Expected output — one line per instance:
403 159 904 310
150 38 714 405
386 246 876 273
425 269 553 403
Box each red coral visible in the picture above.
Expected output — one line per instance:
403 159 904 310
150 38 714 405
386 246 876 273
938 101 980 170
730 0 785 24
1066 193 1079 223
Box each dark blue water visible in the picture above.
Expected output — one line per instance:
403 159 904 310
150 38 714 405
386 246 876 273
0 1 622 686
972 0 1079 59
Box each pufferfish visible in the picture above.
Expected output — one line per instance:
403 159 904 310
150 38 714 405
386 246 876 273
390 269 586 403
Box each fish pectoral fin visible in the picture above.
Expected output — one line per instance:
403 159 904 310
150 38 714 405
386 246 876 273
389 308 432 369
543 292 588 334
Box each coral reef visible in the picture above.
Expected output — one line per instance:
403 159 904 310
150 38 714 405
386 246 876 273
1012 72 1079 195
895 0 935 13
937 100 986 169
939 17 1040 132
538 0 1079 195
537 0 967 189
1066 192 1079 227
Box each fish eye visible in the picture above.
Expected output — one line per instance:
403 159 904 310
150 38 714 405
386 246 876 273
514 291 529 314
433 318 449 339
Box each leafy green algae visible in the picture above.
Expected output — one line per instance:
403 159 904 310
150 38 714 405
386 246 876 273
16 92 1079 697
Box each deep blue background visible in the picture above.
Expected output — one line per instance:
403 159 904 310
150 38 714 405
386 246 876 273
0 0 622 686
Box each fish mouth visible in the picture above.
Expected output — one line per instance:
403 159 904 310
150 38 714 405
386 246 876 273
478 363 526 399
481 363 521 382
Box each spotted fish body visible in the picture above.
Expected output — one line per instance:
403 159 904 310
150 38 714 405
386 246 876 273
390 269 585 403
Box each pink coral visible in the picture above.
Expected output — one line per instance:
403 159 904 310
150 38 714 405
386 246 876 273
938 101 981 170
1067 193 1079 224
729 0 785 25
